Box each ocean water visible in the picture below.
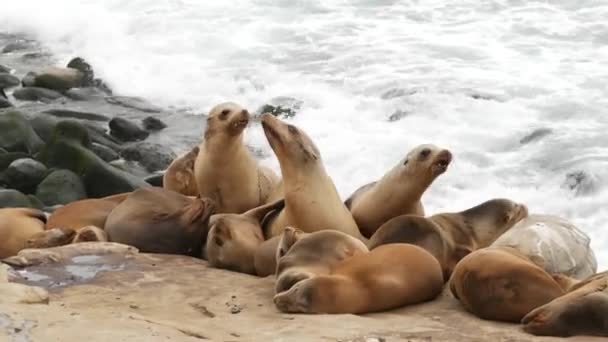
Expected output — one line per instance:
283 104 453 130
1 1 607 267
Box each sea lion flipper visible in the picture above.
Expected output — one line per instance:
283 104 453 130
244 198 286 223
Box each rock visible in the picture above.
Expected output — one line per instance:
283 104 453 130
27 195 44 209
144 173 164 187
29 113 59 143
108 159 149 178
142 116 167 131
33 67 84 92
0 64 11 73
387 109 411 122
65 87 106 101
106 96 162 113
13 87 63 102
2 41 32 53
43 109 110 122
36 169 87 206
91 142 119 162
0 110 44 153
256 96 302 118
0 96 12 108
120 142 176 172
0 283 49 304
66 57 95 87
562 170 597 196
93 78 112 95
4 158 48 193
0 72 20 89
109 117 149 142
21 71 37 87
520 128 553 145
0 189 33 208
22 52 52 61
0 152 29 171
36 120 147 197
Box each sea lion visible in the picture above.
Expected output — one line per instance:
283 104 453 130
274 243 444 314
205 199 285 275
72 225 108 243
193 102 280 213
491 214 597 279
0 208 46 258
449 246 570 323
274 227 368 294
254 236 281 277
45 192 129 230
163 146 200 196
105 187 215 256
368 198 528 279
26 227 76 249
345 144 452 238
261 113 363 239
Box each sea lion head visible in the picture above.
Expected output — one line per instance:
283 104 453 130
274 277 316 313
26 227 76 249
261 113 321 168
205 102 250 139
275 226 307 265
399 144 452 181
461 198 529 245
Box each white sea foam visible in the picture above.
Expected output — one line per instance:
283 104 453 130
1 0 607 266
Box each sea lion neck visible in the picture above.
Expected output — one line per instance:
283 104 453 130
202 133 249 162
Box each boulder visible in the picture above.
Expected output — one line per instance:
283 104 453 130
256 96 303 118
65 87 106 101
144 173 164 187
109 117 149 142
0 96 11 108
21 71 37 87
27 194 45 209
120 142 176 172
562 170 597 196
66 57 95 87
0 189 33 208
93 78 112 95
105 96 162 113
33 67 84 92
91 142 119 162
4 158 47 193
0 110 44 153
142 116 167 131
36 169 87 206
1 41 33 53
0 64 11 73
13 87 63 102
0 151 29 171
0 72 20 89
43 109 110 122
520 128 552 145
36 120 147 197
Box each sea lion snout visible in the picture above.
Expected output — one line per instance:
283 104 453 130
432 149 452 175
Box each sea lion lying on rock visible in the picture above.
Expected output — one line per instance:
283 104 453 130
368 198 528 279
0 208 46 258
274 243 444 314
45 192 129 230
105 187 215 256
345 144 452 238
26 227 76 249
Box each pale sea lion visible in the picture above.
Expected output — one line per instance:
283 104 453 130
274 243 444 314
72 225 108 243
261 113 363 239
26 227 76 249
522 271 608 337
274 227 368 294
193 102 280 213
163 146 200 196
491 214 597 279
105 187 215 256
0 208 46 258
205 199 285 275
449 246 569 323
345 144 452 238
45 192 129 230
368 198 528 279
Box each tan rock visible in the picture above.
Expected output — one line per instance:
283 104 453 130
33 66 84 91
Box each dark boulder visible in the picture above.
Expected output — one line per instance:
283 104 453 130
65 87 107 101
0 73 20 89
66 57 95 87
0 65 11 73
256 96 302 118
142 116 167 131
21 71 37 87
105 96 162 113
109 117 149 142
2 41 33 53
13 87 63 102
0 110 44 153
33 67 84 92
35 169 87 206
91 142 119 162
0 151 29 171
120 142 176 172
0 189 33 208
0 96 11 108
4 158 47 193
43 109 110 122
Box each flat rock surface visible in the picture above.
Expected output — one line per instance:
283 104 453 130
1 245 602 342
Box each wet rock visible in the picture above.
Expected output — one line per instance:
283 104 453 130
109 117 149 142
0 189 33 208
144 173 164 187
109 159 150 178
27 195 44 209
142 116 167 131
520 128 553 145
36 120 147 197
2 41 33 53
21 51 52 61
562 170 597 196
21 71 37 87
387 109 411 122
43 109 110 122
381 88 416 99
36 169 87 206
65 87 106 101
120 142 176 172
13 87 63 102
29 113 59 143
256 96 302 118
0 64 11 73
4 158 48 194
106 96 162 113
66 57 95 87
0 110 44 153
94 78 113 95
33 67 84 92
0 73 20 89
91 142 119 162
0 96 12 108
0 152 29 171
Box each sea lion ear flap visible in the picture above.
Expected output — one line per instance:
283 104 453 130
276 226 303 261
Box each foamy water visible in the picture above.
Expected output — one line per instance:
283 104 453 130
1 0 607 267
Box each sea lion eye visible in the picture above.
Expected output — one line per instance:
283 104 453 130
419 148 431 159
219 109 230 120
287 125 298 134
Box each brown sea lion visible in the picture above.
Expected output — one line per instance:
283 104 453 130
522 271 608 337
26 227 76 249
0 208 46 258
205 199 285 275
449 246 570 323
104 187 215 256
274 227 368 294
261 113 363 239
274 243 444 314
345 144 452 238
163 146 200 196
254 236 281 277
72 225 108 243
45 192 129 230
368 198 528 279
193 102 280 213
